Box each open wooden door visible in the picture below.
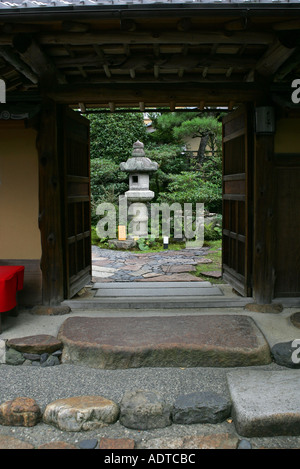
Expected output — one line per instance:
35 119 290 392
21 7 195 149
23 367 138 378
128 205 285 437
61 107 91 299
222 105 253 297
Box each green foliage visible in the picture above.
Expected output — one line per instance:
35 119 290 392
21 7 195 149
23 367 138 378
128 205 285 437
87 112 149 163
157 172 222 213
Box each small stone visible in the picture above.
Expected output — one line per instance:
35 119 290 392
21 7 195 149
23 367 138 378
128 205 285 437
119 389 172 430
172 391 231 425
99 438 135 449
271 341 300 369
290 312 300 329
5 348 25 366
23 353 41 361
237 439 252 449
41 355 60 367
40 353 49 363
37 441 78 449
7 335 63 354
0 397 41 427
31 361 40 366
52 350 62 358
0 434 34 449
0 339 6 364
78 439 98 449
43 396 119 432
201 270 222 279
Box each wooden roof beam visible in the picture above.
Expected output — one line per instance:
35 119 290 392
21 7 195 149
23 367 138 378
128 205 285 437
12 34 67 86
0 46 38 84
246 39 295 79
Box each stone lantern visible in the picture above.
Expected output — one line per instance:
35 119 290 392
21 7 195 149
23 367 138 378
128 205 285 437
120 141 158 239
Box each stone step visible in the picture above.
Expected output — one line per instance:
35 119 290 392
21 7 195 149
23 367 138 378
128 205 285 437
92 281 214 289
58 314 271 369
227 369 300 437
95 286 223 298
63 296 254 309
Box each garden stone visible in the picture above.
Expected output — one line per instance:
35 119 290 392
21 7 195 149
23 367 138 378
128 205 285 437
7 335 62 354
78 439 99 449
41 355 60 367
5 348 25 365
119 389 172 430
0 397 41 427
23 353 40 361
172 391 231 424
271 341 300 369
237 439 252 449
43 396 119 432
40 353 49 364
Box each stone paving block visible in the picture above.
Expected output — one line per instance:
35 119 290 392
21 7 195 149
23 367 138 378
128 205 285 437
137 433 239 449
227 370 300 437
37 441 78 449
0 434 35 449
99 438 135 449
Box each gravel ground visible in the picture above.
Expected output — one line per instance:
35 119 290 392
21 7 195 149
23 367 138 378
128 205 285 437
1 362 300 449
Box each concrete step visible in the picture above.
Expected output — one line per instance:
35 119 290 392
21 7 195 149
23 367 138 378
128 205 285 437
58 314 271 370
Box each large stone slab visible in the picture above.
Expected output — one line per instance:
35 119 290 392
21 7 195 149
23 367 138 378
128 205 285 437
227 370 300 437
58 315 271 369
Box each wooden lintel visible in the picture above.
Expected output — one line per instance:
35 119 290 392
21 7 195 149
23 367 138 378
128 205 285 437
47 83 264 107
36 31 275 47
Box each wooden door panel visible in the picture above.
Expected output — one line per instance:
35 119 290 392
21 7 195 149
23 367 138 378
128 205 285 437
62 108 91 299
222 106 252 297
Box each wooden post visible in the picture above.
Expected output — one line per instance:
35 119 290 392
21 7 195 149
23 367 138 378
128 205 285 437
36 100 64 306
252 133 276 304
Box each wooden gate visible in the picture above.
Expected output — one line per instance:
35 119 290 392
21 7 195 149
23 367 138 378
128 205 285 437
222 106 253 297
61 107 91 299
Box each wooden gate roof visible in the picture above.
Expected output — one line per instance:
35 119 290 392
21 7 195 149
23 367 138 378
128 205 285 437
1 0 300 109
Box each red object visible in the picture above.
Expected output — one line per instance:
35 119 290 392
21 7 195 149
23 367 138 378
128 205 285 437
0 266 25 313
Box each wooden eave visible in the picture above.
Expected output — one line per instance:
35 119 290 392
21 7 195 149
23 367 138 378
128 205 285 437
1 4 300 110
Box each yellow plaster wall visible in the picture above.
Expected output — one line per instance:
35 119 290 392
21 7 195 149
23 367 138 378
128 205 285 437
275 118 300 153
0 122 41 259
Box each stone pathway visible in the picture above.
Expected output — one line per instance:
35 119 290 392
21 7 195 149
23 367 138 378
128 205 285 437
91 245 222 283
